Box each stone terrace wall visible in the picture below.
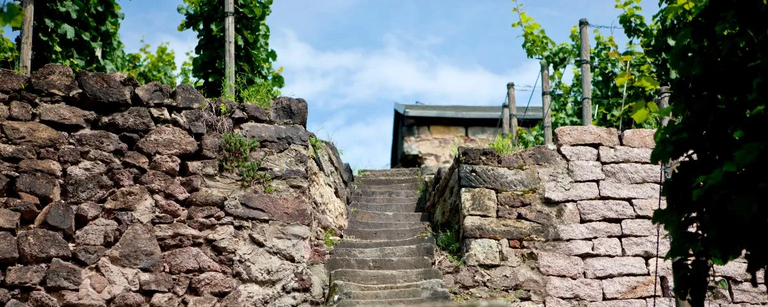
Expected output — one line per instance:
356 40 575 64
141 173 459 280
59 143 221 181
403 125 495 175
0 64 351 306
427 126 768 306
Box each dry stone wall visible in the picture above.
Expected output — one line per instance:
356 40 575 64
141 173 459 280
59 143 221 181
0 65 351 307
427 126 768 306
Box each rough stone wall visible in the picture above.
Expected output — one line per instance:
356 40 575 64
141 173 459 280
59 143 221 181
427 126 768 306
403 125 495 174
0 65 349 307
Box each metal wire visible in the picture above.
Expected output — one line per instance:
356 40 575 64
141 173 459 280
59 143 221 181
520 72 541 122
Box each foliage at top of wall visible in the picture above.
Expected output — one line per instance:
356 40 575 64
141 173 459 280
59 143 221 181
123 40 178 86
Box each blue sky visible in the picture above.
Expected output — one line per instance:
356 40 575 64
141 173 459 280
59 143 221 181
86 1 657 170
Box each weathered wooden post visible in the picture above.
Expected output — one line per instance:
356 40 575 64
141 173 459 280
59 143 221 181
507 82 517 141
541 60 552 146
224 0 235 98
579 18 592 126
20 0 34 74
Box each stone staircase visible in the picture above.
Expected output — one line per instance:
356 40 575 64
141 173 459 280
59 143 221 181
326 168 451 307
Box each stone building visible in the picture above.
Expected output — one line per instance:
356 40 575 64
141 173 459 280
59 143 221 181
391 102 543 174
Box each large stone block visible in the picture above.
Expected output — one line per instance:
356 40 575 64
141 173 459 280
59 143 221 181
714 261 750 281
0 231 18 263
30 64 78 96
172 84 207 109
429 125 465 137
5 264 47 286
603 164 661 184
2 121 66 147
546 277 603 301
39 104 97 130
592 238 622 256
136 82 171 105
584 257 648 278
559 146 598 161
464 238 500 266
241 123 309 151
136 126 198 156
621 219 656 236
163 247 221 274
0 207 20 230
569 161 604 182
555 126 619 147
543 182 600 203
108 223 162 271
536 251 584 278
45 258 82 290
599 146 652 163
71 129 125 153
77 71 132 110
526 240 593 256
231 193 312 226
271 97 308 127
459 164 539 192
577 200 636 222
461 188 497 217
463 216 551 240
631 199 666 218
621 129 656 148
622 236 670 257
599 181 660 199
34 202 75 232
100 107 156 132
556 222 621 240
730 281 768 304
18 229 71 263
602 276 661 299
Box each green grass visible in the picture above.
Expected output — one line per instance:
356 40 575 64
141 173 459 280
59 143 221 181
238 75 279 110
436 228 464 266
488 133 523 155
219 132 271 187
308 135 324 159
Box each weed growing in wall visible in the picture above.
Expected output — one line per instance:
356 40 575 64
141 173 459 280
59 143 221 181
308 135 324 159
220 132 271 187
436 228 464 266
323 229 339 248
238 75 279 110
488 133 522 155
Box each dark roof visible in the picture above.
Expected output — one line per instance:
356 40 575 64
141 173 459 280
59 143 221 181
394 103 543 120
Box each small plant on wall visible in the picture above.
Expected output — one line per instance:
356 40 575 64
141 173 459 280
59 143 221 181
219 132 272 188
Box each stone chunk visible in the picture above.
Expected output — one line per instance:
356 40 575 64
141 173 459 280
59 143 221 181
599 146 652 163
555 126 620 147
592 238 622 256
602 276 660 299
584 257 648 278
559 146 598 161
3 198 39 221
556 222 621 240
35 202 75 232
271 97 308 127
463 216 550 240
139 171 189 201
187 189 227 207
28 291 59 307
113 291 146 307
185 160 218 176
2 121 65 147
631 199 666 218
241 123 308 151
603 163 660 184
526 240 593 256
731 281 768 304
569 161 604 182
109 223 162 271
172 84 206 109
140 272 174 292
622 236 670 257
30 64 79 96
460 188 497 217
621 129 656 148
100 107 156 132
163 247 221 274
18 228 71 263
150 155 181 176
546 277 603 301
64 174 113 203
0 143 36 160
45 258 82 290
136 81 172 105
0 207 20 230
73 246 106 266
459 164 539 191
75 218 119 246
105 186 153 211
39 104 97 129
75 202 102 223
233 193 311 225
577 200 636 222
136 126 198 156
9 100 32 120
599 182 660 199
463 238 500 266
77 70 132 109
191 272 237 296
0 231 19 263
621 219 656 236
536 252 584 278
19 159 63 177
71 130 125 153
543 182 599 202
5 264 47 286
0 69 27 93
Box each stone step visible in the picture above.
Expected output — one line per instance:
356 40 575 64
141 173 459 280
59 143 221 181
326 256 433 271
334 291 451 307
358 168 420 178
330 268 443 285
349 196 419 204
330 279 444 293
349 211 427 223
347 220 429 230
330 243 435 259
350 189 419 198
356 177 419 186
345 226 429 241
337 288 450 302
350 202 424 213
353 183 419 191
335 237 435 249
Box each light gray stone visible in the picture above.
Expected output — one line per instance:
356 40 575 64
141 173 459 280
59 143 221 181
544 182 600 203
631 199 666 218
584 257 648 278
460 188 497 218
555 126 620 147
621 129 656 148
546 277 603 301
622 236 670 257
527 240 593 256
603 164 661 184
621 219 656 237
556 222 621 240
714 261 751 281
647 258 673 280
464 238 500 266
463 216 550 240
560 203 581 224
589 299 646 307
599 146 653 163
569 161 604 182
459 165 539 192
577 200 636 222
559 146 598 161
536 252 584 278
592 238 622 256
730 282 768 304
599 182 660 199
602 276 661 299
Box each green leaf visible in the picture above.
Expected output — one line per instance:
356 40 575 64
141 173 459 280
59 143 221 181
633 75 660 90
59 24 76 40
616 71 631 86
631 108 649 123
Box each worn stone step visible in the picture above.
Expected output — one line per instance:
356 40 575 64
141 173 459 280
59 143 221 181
326 256 433 271
330 279 444 293
334 292 451 307
335 237 435 249
350 202 424 213
337 288 450 302
330 243 435 259
356 177 419 186
345 226 429 241
349 196 419 204
347 220 429 230
350 189 419 198
353 183 419 191
330 268 442 285
358 168 420 178
350 211 427 223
